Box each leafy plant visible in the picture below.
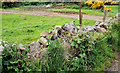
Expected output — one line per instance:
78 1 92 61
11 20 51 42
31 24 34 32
1 42 34 72
38 39 67 71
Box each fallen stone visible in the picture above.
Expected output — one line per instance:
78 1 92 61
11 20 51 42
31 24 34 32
37 37 48 47
18 44 26 50
50 29 59 40
115 13 120 18
95 26 106 33
29 41 41 53
53 25 62 30
30 41 36 46
95 22 107 29
0 45 4 53
40 31 53 38
30 43 41 53
95 21 100 26
62 21 78 33
84 26 95 32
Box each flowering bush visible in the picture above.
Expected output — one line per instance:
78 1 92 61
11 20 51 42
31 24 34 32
85 2 116 11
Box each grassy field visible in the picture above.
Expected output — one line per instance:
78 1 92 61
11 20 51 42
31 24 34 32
47 5 118 17
2 14 96 44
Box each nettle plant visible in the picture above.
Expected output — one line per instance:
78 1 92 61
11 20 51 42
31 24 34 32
38 39 68 71
64 24 118 71
66 32 96 71
1 22 119 71
1 42 34 72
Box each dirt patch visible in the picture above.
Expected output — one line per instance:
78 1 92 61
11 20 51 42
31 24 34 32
1 9 110 22
104 51 120 72
48 5 65 9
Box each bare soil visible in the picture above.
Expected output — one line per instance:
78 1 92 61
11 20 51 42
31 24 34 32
104 51 120 72
1 9 110 22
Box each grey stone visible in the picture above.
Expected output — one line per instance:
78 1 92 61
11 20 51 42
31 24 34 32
51 29 58 40
40 31 53 38
84 26 95 32
95 21 100 26
62 21 78 33
95 26 106 33
53 25 62 30
18 44 26 50
38 37 48 47
0 45 4 53
115 13 120 18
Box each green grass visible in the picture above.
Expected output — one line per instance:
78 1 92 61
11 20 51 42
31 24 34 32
2 4 118 17
2 14 96 44
47 5 118 17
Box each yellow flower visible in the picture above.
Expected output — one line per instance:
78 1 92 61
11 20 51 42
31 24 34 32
85 2 112 11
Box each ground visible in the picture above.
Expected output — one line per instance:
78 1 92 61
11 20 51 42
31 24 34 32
1 4 119 71
2 13 96 44
104 51 120 72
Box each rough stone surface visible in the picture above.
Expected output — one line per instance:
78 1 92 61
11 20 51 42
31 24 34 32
38 37 48 47
115 13 120 18
40 31 53 37
29 41 41 53
0 45 4 53
84 26 95 32
18 44 26 50
62 21 78 33
51 30 58 40
95 26 106 33
95 21 100 26
53 25 62 30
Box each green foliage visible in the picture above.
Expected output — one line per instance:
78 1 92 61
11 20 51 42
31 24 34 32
2 2 22 8
51 2 57 6
21 2 50 6
60 23 119 71
68 34 94 71
47 5 118 17
64 2 88 9
1 42 34 72
38 39 67 71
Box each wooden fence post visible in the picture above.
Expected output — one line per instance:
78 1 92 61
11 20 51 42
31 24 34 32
103 9 108 23
79 2 82 27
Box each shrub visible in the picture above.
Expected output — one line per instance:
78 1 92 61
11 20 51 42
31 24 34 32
64 2 88 9
1 42 34 72
38 39 67 71
2 2 22 8
85 2 116 11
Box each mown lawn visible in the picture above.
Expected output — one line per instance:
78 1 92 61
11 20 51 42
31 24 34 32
47 5 118 17
2 14 96 44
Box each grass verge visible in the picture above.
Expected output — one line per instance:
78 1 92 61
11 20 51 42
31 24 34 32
2 14 96 44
